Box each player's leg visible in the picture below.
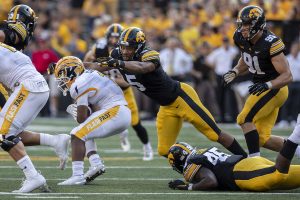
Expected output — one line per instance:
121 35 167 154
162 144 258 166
123 87 153 160
234 157 287 191
0 86 49 192
177 83 247 157
119 129 131 152
237 86 288 157
156 105 183 157
59 105 131 185
275 114 300 173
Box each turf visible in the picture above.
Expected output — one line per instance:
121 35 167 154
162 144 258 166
0 117 299 200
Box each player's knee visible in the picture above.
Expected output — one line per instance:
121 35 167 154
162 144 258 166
0 135 21 151
157 145 169 157
259 135 270 147
237 113 247 125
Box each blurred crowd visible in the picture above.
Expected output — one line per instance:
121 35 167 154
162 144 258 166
0 0 299 126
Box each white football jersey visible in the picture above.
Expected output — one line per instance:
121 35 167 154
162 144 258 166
70 70 127 110
0 43 49 92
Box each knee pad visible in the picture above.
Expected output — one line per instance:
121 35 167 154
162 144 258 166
0 135 21 151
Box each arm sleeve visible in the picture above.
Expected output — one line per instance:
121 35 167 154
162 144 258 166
269 38 285 57
141 50 161 68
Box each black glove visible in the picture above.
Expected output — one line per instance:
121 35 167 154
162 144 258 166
248 82 269 96
223 70 237 86
47 62 56 75
100 57 125 68
168 179 188 190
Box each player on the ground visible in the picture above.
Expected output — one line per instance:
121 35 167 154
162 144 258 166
0 4 70 193
84 23 153 160
50 56 131 185
167 142 300 191
86 27 247 158
223 5 295 157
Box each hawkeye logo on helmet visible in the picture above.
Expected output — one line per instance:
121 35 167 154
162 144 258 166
249 7 262 18
136 31 145 43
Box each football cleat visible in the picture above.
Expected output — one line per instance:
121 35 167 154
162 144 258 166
84 164 106 183
143 143 153 161
12 172 47 193
53 134 71 170
58 175 86 186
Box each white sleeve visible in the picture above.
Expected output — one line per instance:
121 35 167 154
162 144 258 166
206 50 217 66
76 90 97 106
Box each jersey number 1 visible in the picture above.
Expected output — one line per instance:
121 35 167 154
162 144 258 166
125 74 146 91
243 52 265 75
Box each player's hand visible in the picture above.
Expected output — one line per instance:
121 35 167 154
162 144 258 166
8 21 28 42
223 70 237 86
248 82 269 96
100 57 125 68
47 62 56 75
168 179 188 190
66 104 77 121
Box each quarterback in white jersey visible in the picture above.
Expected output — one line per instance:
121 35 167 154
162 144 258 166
52 56 131 185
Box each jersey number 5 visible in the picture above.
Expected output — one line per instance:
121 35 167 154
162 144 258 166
124 74 146 91
243 52 265 75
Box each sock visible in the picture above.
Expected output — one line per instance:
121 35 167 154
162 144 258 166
244 130 260 157
72 161 84 177
280 139 298 161
143 142 152 151
295 146 300 158
88 154 102 167
288 127 300 144
85 139 97 156
17 155 38 179
133 121 149 144
227 139 248 158
120 129 129 139
40 133 56 147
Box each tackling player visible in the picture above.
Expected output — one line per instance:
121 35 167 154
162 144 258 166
223 5 296 157
0 4 70 192
50 56 131 185
84 24 153 160
167 142 300 191
87 27 248 158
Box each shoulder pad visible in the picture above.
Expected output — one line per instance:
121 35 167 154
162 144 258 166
267 34 285 56
141 50 160 62
70 72 94 99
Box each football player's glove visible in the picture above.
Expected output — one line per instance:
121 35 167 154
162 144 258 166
47 62 56 75
100 57 125 68
168 179 189 190
8 21 28 42
223 70 237 86
248 82 269 96
66 104 77 121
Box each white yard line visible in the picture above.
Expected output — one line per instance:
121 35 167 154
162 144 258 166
0 178 171 181
1 192 300 196
0 166 169 169
15 197 80 199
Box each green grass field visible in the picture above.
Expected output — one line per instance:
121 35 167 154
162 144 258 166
0 117 299 200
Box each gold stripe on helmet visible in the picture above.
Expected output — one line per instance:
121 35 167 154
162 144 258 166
123 27 134 42
12 5 21 21
113 25 117 33
173 143 192 154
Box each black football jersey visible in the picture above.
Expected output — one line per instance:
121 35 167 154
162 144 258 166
0 21 27 50
184 147 241 190
110 46 180 105
233 29 285 83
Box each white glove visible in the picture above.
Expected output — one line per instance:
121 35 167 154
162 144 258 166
66 104 77 121
223 69 238 85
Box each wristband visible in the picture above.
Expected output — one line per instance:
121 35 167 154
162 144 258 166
232 68 239 75
266 81 272 89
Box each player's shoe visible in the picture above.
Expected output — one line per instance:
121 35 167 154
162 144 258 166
120 136 131 152
143 143 153 161
84 164 106 183
12 172 47 193
54 134 71 170
58 175 86 185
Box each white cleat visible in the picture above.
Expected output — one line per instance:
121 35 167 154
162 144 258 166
143 143 154 161
84 164 106 183
12 173 47 193
120 136 131 152
54 134 71 170
58 175 86 186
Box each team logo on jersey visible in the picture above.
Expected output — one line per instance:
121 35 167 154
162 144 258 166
249 7 262 18
136 31 145 43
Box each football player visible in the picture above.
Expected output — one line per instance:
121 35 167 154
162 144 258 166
167 142 300 191
223 5 296 157
51 56 131 185
84 23 153 160
0 5 70 193
87 27 247 158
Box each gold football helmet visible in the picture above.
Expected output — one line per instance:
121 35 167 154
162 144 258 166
54 56 85 96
